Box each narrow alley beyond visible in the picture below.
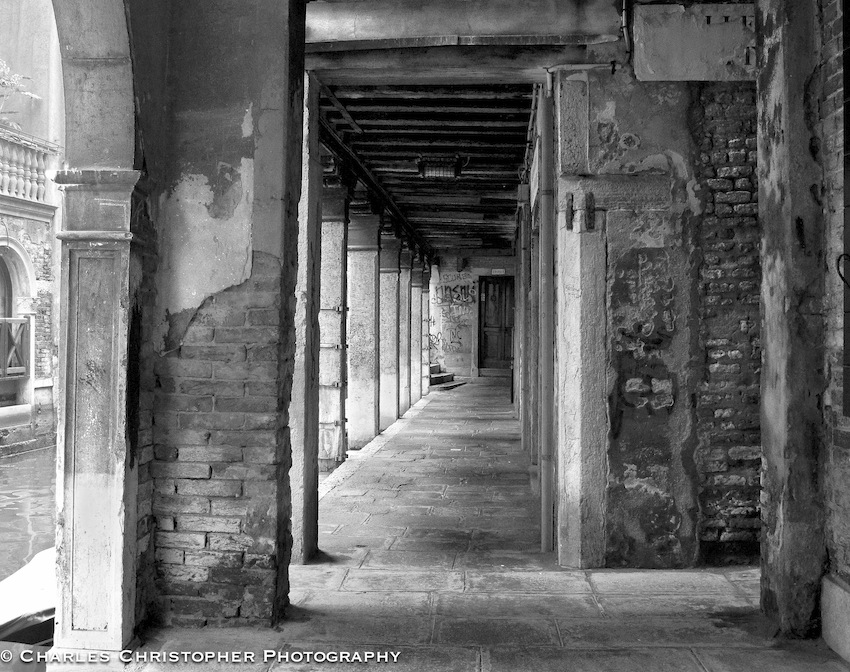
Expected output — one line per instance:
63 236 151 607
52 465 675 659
129 381 847 672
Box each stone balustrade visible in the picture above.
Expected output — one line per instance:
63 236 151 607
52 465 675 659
0 127 57 203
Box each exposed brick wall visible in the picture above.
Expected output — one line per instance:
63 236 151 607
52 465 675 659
151 252 282 626
822 0 849 585
692 83 761 564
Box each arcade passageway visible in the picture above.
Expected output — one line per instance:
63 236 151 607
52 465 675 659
2 0 850 669
125 381 846 671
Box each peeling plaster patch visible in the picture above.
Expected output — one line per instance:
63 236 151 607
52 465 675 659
664 150 701 215
154 158 254 351
242 103 254 138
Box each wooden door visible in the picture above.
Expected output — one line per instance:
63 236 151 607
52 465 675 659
479 277 514 369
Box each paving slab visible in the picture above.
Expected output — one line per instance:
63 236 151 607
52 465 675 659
589 569 735 595
360 549 457 569
291 590 431 616
341 569 465 592
597 593 756 616
464 570 592 594
435 592 602 619
278 612 432 645
693 643 850 671
557 616 772 648
435 617 560 646
486 647 707 672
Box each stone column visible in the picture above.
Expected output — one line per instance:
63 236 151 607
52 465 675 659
318 173 350 469
398 247 413 415
518 187 533 459
346 203 381 448
421 264 432 396
554 75 607 568
528 228 540 468
410 261 424 406
378 231 401 430
53 169 139 654
290 73 321 563
757 0 826 636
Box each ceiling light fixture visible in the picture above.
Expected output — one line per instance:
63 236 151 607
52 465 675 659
416 154 468 180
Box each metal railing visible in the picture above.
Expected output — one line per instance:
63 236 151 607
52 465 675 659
0 318 28 379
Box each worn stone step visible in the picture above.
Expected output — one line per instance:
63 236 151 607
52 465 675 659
431 372 455 385
430 363 442 374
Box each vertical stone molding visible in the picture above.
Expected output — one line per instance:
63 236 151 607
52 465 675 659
346 204 381 448
378 231 401 430
410 261 424 406
398 247 413 416
290 74 322 563
52 168 140 653
318 175 350 469
421 264 432 397
757 0 827 636
555 193 606 568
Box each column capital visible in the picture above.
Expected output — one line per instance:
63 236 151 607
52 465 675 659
55 169 140 234
54 168 140 192
399 247 413 269
411 264 424 287
422 265 432 288
379 232 402 272
348 210 381 251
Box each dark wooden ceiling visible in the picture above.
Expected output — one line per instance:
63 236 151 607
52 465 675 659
318 83 534 253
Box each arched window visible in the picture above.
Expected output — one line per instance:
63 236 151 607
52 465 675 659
0 256 13 318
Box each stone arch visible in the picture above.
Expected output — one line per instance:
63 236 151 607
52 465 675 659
49 0 135 168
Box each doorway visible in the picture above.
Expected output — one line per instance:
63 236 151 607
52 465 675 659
478 276 514 373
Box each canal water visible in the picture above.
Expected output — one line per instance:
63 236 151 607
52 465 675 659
0 448 55 582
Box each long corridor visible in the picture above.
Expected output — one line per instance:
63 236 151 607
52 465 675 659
125 380 848 672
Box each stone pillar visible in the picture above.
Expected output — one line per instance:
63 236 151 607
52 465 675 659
318 173 350 469
410 262 423 406
398 247 413 415
757 0 826 636
378 231 401 430
518 188 533 459
528 228 540 468
290 73 321 563
421 264 432 396
554 75 607 568
346 203 381 448
53 169 139 654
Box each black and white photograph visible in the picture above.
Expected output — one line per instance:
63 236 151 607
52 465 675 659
0 0 848 670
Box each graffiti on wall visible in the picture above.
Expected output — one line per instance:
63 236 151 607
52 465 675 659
431 272 476 359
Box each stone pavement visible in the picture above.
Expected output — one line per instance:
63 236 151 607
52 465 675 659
130 379 849 672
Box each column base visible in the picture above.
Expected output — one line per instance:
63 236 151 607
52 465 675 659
823 574 850 664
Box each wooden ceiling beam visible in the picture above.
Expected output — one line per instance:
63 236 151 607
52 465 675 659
319 119 433 257
330 86 533 100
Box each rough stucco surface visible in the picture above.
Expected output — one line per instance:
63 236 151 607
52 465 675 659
155 159 254 350
757 0 827 636
586 70 701 568
820 0 850 594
